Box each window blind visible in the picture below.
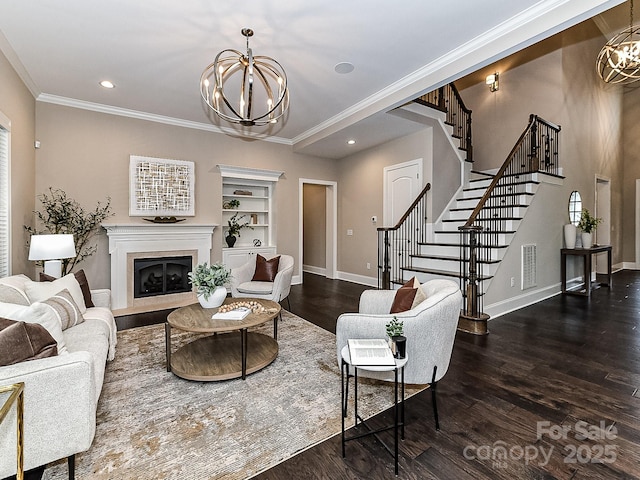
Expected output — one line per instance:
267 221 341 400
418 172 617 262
0 126 9 277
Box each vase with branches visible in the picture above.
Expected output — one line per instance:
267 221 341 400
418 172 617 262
225 212 253 247
24 187 113 275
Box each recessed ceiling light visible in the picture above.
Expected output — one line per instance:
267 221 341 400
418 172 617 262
347 139 356 145
335 62 355 74
99 80 115 89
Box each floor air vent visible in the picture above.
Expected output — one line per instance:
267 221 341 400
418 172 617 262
521 244 537 290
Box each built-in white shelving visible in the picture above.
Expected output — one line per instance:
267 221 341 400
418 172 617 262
218 165 283 269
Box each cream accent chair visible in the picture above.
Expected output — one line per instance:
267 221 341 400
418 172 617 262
336 279 462 430
229 254 294 337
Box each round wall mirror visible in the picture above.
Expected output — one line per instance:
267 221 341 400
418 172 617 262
568 191 582 225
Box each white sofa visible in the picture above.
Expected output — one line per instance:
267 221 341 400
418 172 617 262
0 274 117 480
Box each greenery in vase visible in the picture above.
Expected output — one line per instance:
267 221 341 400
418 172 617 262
188 262 231 300
577 208 601 234
226 212 253 237
24 187 113 275
385 316 404 338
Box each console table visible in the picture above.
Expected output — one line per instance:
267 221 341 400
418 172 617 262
561 245 612 297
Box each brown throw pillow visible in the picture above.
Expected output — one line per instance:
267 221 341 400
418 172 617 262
0 317 58 366
401 276 427 308
41 269 94 308
390 287 418 314
252 255 281 282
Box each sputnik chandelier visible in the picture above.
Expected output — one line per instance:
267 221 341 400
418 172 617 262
200 28 289 126
596 0 640 84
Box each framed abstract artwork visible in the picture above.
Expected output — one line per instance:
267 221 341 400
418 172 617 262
129 155 195 216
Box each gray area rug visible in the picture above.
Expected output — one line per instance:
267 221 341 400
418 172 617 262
44 311 425 479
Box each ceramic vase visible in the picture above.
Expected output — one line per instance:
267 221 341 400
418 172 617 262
581 232 593 249
393 335 407 359
197 286 227 309
225 235 237 248
564 224 577 249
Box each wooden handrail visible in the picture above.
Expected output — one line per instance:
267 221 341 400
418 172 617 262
464 114 560 228
377 182 431 289
463 117 536 228
450 82 471 115
377 183 431 232
413 83 473 162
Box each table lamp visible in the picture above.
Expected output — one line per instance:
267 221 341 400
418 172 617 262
28 234 76 278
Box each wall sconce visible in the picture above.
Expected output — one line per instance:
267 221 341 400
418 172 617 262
486 72 499 92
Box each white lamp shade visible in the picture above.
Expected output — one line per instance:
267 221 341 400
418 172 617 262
28 234 76 261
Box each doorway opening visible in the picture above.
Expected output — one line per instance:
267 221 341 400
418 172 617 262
299 179 337 282
595 176 611 275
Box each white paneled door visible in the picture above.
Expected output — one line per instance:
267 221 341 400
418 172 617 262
383 159 422 227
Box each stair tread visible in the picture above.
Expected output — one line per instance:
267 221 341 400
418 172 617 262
450 205 529 212
435 230 516 234
463 180 540 192
410 253 501 264
400 266 492 281
469 170 495 178
443 217 523 222
458 192 534 201
418 241 508 249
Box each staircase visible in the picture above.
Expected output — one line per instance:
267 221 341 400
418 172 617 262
379 93 562 334
404 170 542 289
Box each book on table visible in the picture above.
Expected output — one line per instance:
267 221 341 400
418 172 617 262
348 338 396 367
211 307 251 320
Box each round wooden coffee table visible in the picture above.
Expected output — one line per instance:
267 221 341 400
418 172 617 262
165 298 281 381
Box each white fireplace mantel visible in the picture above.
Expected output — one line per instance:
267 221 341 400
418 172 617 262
102 223 217 311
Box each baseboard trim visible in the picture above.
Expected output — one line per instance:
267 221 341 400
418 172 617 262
485 283 560 320
336 271 378 287
303 264 327 276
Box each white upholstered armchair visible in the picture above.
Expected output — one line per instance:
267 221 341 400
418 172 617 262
336 279 462 429
229 254 294 305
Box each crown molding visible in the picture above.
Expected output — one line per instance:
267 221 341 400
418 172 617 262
36 93 292 146
0 30 40 98
292 0 623 150
216 164 284 182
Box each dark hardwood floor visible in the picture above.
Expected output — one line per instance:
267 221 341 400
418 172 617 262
113 271 640 478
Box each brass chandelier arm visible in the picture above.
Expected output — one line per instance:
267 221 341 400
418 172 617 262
200 28 289 127
596 0 640 84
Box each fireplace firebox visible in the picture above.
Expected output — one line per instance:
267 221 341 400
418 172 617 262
134 256 192 298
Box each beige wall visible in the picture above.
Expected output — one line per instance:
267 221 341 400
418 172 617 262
459 18 624 305
34 103 337 288
622 86 640 264
337 129 432 279
0 49 36 276
302 183 326 269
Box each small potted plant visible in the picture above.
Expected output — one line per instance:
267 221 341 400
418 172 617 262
225 212 253 248
385 316 406 359
188 262 231 308
577 208 601 249
223 199 240 209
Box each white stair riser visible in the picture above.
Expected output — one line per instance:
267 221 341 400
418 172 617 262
462 181 537 199
443 218 520 231
419 244 505 261
455 194 533 210
411 257 500 276
433 231 514 245
447 207 526 221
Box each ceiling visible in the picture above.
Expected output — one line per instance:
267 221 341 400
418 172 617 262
0 0 626 159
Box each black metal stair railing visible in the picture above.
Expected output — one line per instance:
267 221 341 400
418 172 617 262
459 114 561 324
415 83 473 162
377 183 431 289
